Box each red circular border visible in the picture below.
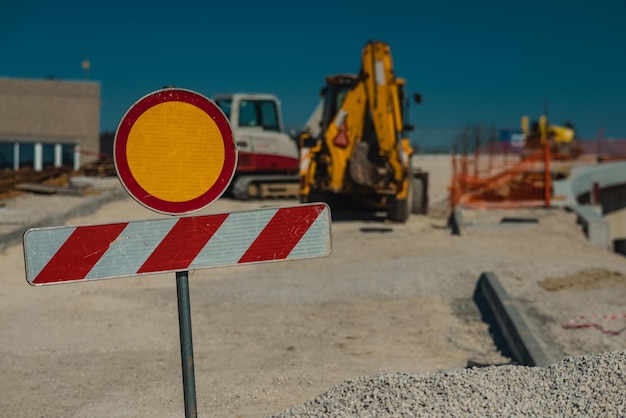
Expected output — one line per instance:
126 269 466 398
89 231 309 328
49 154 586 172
114 88 237 215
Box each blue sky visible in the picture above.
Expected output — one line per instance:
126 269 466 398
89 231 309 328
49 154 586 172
2 0 626 144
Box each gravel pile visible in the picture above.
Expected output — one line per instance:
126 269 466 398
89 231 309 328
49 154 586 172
270 350 625 417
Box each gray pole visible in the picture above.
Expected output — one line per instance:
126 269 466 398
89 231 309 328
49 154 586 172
176 270 197 418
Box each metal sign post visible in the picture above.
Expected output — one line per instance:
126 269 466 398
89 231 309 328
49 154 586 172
176 270 197 417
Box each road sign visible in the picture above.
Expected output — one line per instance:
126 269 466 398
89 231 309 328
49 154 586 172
26 88 333 415
114 88 237 215
23 203 331 286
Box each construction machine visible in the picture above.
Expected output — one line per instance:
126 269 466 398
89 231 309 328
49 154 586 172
298 40 428 222
521 115 582 160
214 93 300 199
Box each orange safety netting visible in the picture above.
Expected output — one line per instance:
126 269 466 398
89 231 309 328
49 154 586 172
449 144 551 210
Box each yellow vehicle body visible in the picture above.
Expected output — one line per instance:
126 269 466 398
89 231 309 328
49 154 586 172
521 115 580 159
299 41 427 222
521 115 575 143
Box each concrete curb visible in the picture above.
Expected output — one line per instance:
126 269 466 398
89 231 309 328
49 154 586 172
0 188 128 252
568 205 610 250
474 271 552 367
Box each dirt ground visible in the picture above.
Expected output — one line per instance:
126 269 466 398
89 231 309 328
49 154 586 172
1 156 625 417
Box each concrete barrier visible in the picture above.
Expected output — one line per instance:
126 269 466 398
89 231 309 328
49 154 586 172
553 161 626 209
568 205 611 250
474 272 552 367
553 161 626 251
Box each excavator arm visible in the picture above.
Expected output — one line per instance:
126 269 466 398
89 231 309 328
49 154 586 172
362 41 407 185
314 41 410 193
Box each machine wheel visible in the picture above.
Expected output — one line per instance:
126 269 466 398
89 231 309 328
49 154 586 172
300 192 313 204
388 174 425 222
410 176 425 215
247 182 261 199
232 176 252 200
302 189 333 207
387 194 409 223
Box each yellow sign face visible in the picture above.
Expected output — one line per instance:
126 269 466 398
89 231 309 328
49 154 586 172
126 101 225 202
114 88 237 215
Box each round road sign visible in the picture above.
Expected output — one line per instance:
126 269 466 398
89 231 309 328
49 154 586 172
114 88 237 215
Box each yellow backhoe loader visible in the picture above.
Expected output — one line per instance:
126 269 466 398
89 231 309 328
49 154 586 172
299 40 428 222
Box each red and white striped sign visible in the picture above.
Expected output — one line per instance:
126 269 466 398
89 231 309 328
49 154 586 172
24 203 331 286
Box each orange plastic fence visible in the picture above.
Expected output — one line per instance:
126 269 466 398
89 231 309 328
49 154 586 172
449 144 551 209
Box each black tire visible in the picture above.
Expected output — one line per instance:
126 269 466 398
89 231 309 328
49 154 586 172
410 177 425 215
387 194 409 222
301 189 331 206
232 177 251 200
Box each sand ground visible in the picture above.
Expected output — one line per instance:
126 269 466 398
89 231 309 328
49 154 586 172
1 156 625 417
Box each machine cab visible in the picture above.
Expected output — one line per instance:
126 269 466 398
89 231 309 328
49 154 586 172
214 93 299 174
215 94 283 132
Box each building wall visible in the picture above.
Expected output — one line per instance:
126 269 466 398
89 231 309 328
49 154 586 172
0 77 100 167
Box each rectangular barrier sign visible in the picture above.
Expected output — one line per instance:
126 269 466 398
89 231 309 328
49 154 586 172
24 203 331 286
